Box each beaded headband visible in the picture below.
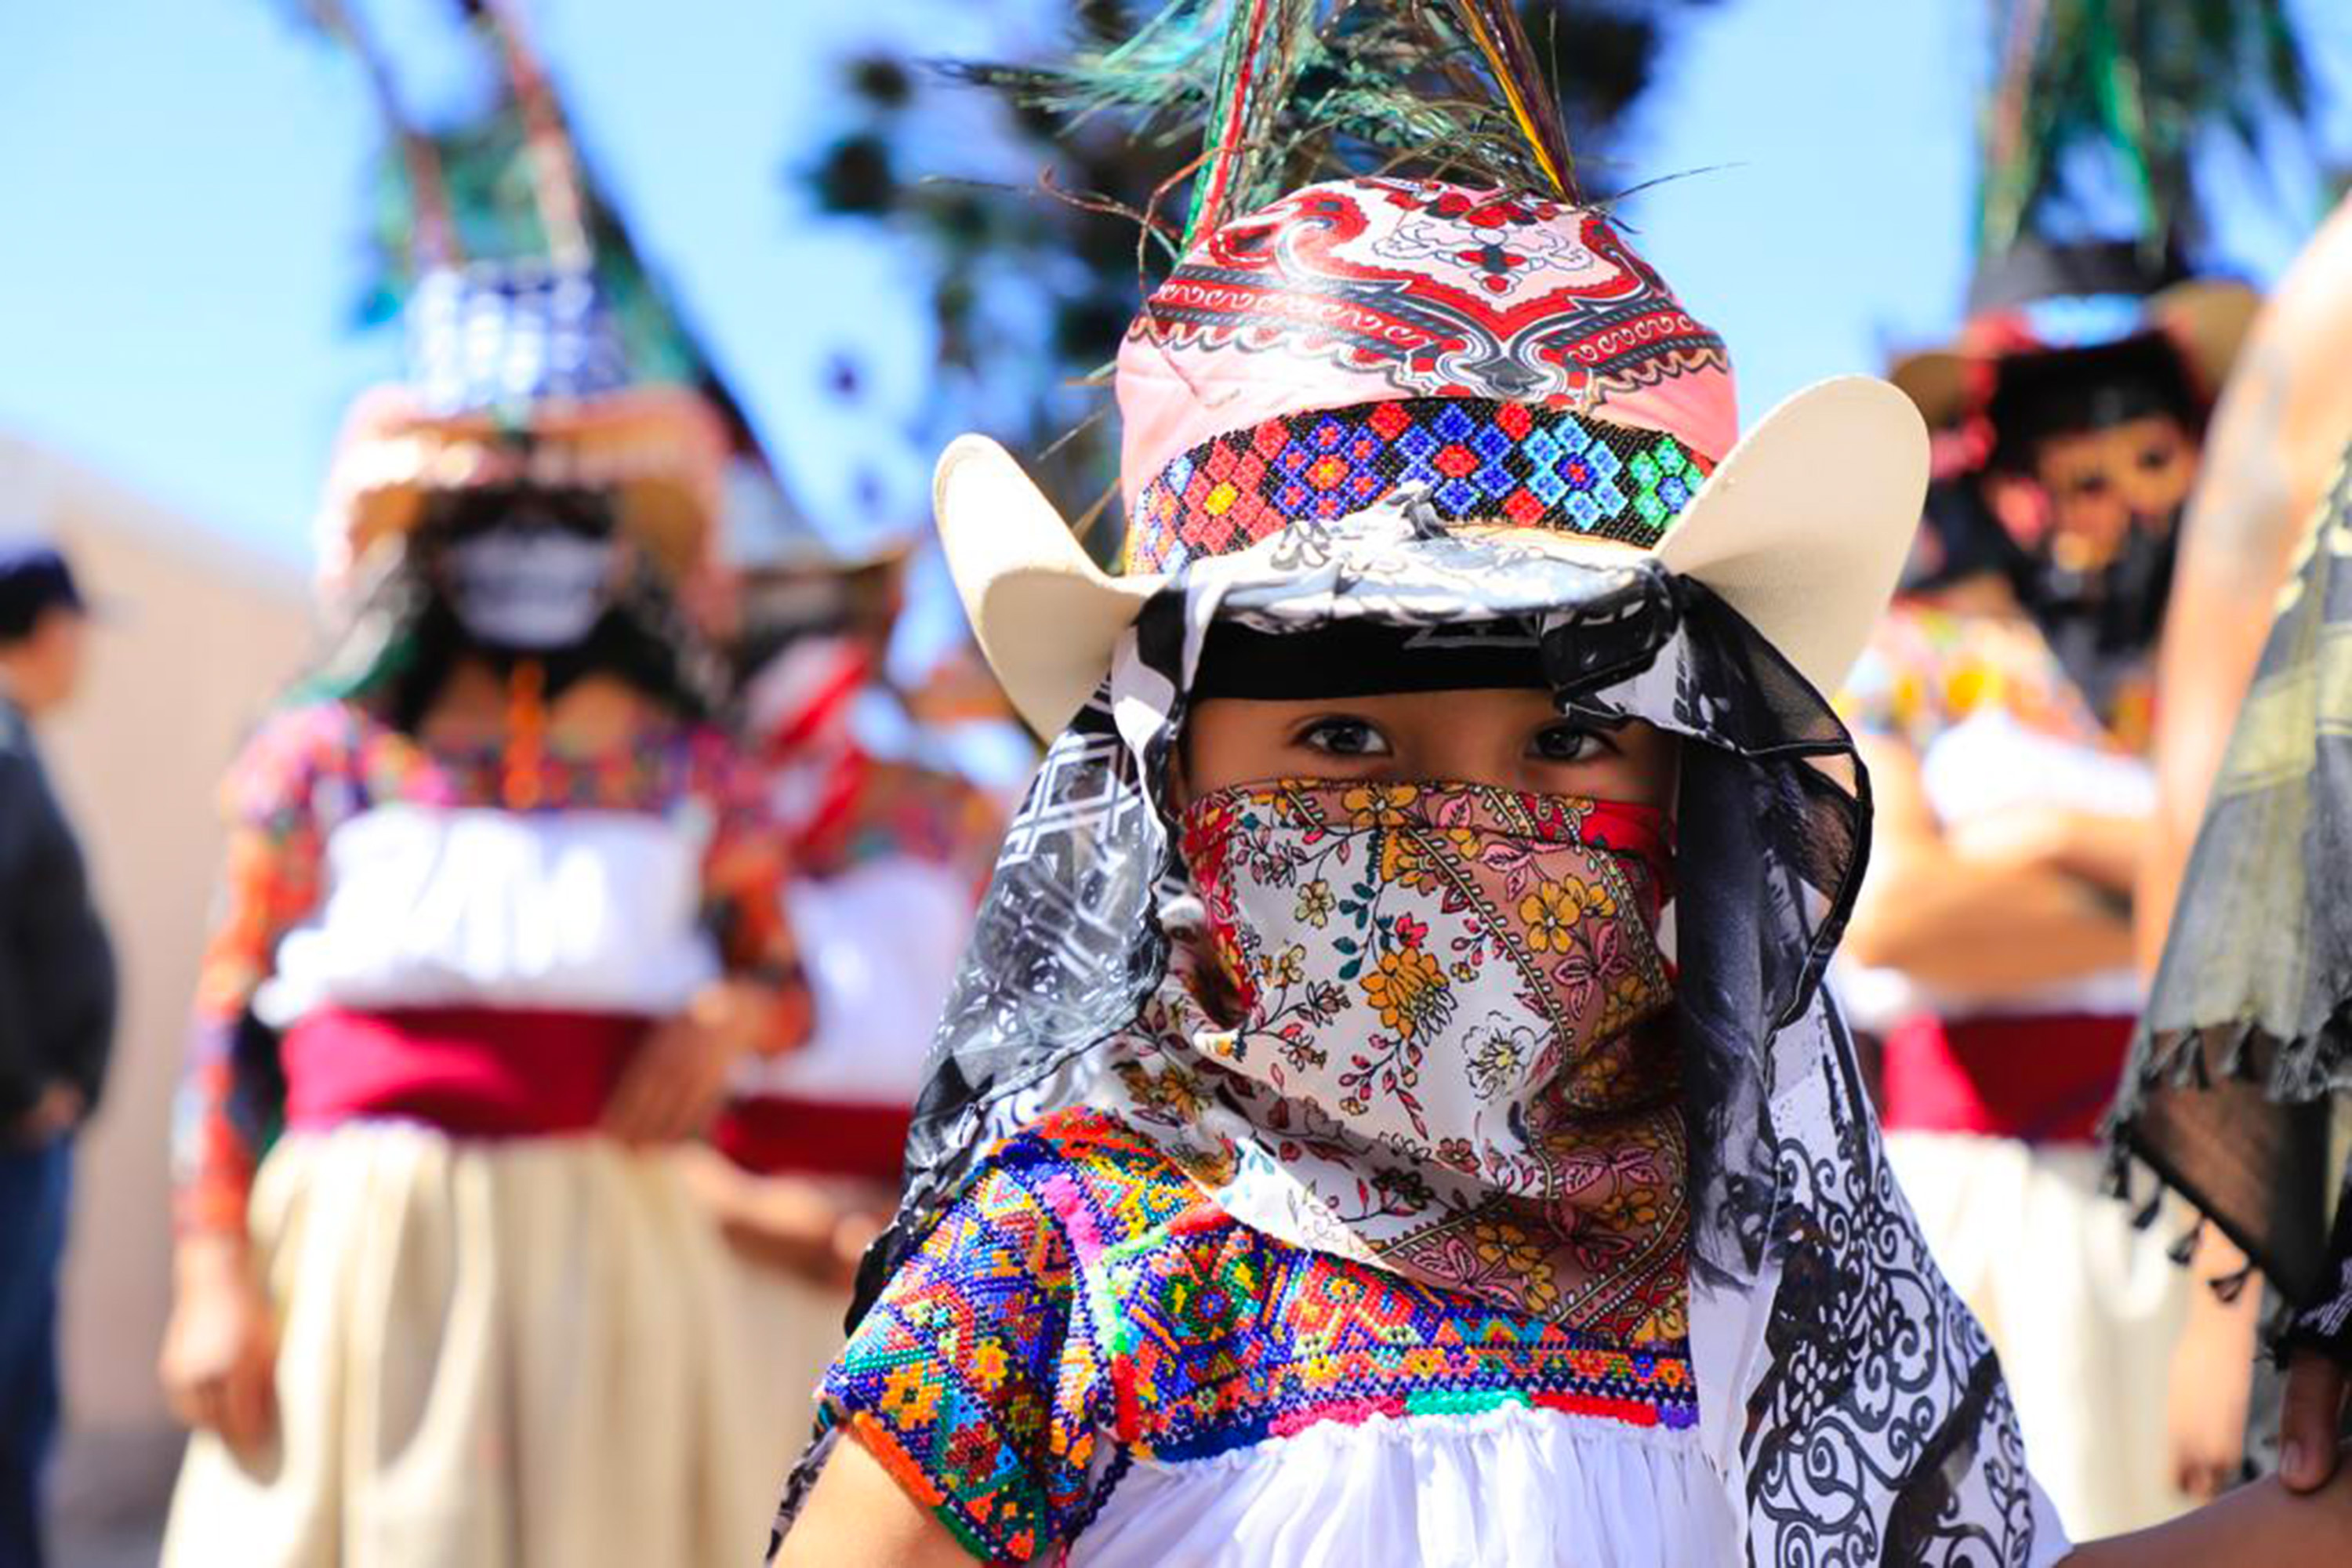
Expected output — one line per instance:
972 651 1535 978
1126 396 1712 573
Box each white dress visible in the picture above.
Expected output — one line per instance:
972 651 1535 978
1073 1404 1736 1566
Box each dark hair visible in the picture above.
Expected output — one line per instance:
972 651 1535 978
367 588 719 734
0 600 70 648
1899 477 2033 597
0 547 85 645
1985 332 2205 474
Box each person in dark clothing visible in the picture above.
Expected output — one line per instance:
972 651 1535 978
0 542 115 1568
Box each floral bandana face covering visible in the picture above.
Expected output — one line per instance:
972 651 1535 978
1092 775 1690 1336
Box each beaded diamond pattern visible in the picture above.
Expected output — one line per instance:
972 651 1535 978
1125 397 1711 573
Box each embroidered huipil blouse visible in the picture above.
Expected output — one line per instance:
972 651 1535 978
821 1109 1733 1566
1835 601 2154 1025
173 699 801 1234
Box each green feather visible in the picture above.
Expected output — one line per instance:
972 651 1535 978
1977 0 2314 256
962 0 1589 256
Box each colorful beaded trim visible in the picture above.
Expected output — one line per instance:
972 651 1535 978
821 1111 1696 1560
1081 1185 1698 1466
1125 397 1715 572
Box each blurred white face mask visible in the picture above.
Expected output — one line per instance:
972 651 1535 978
444 525 617 651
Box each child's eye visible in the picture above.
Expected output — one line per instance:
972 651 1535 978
1295 717 1392 757
1530 723 1611 763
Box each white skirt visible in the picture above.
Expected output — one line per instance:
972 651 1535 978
1070 1403 1738 1567
725 1261 849 1440
1887 1129 2193 1541
162 1124 795 1568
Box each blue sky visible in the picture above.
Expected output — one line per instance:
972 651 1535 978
3 0 2349 567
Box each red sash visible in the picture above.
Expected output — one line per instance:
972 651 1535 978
1878 1011 2133 1145
712 1094 912 1185
281 1006 645 1137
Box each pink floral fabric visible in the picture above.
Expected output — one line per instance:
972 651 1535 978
1088 779 1687 1338
1114 177 1738 527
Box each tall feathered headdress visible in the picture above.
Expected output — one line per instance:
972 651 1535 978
285 0 738 730
1975 0 2312 256
968 0 1582 256
290 0 839 575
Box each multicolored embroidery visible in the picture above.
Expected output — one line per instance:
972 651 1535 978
172 699 800 1234
1838 599 2151 755
1125 397 1711 572
220 699 764 819
794 753 1004 892
824 1110 1697 1563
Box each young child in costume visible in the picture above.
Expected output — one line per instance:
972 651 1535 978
771 12 2352 1562
1837 241 2255 1535
156 263 811 1567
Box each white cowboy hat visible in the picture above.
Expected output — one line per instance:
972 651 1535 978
935 375 1928 737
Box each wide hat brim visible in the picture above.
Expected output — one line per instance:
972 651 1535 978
936 376 1929 736
318 385 728 583
1889 278 2260 431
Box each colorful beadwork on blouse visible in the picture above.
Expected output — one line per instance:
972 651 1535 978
822 1109 1697 1563
172 699 801 1234
1838 598 2151 757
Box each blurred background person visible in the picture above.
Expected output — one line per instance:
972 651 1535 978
2113 190 2352 1500
317 0 1024 1444
154 194 814 1568
1826 2 2331 1534
682 481 1007 1427
1839 242 2251 1537
0 542 115 1568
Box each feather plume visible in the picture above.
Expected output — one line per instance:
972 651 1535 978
1188 0 1320 244
960 0 1591 256
1977 0 2313 256
470 0 594 268
295 0 459 267
1430 0 1577 201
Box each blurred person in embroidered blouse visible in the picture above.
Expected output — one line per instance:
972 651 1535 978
152 261 814 1567
681 465 1010 1439
1832 239 2251 1538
